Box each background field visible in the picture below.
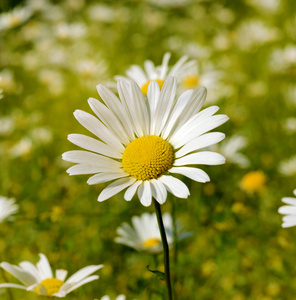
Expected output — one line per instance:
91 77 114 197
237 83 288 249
1 0 296 299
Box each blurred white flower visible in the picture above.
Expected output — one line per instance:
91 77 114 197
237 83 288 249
147 0 192 8
0 6 32 31
115 212 191 253
245 0 281 13
278 189 296 228
87 4 115 23
278 156 296 176
270 45 296 72
55 22 87 41
30 127 53 145
10 137 33 157
76 59 107 79
217 135 250 168
98 296 126 300
284 118 296 133
26 0 51 12
0 253 103 297
38 69 64 95
0 116 14 136
0 196 18 223
235 20 279 50
115 52 197 95
0 69 16 93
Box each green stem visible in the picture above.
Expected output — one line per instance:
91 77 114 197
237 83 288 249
153 199 173 300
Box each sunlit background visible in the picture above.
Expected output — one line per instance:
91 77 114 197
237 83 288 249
1 0 296 299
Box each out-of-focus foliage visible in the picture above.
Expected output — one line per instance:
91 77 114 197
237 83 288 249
0 0 296 299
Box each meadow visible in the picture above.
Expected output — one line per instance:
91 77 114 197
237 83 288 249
0 0 296 299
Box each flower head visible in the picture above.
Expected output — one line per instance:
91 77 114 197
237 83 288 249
98 295 126 300
0 196 18 223
0 254 103 297
115 53 196 95
115 212 191 253
278 189 296 228
63 77 228 206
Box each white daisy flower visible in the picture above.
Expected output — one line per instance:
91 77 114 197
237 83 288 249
63 77 228 207
278 190 296 228
115 53 196 95
0 196 18 223
0 253 103 298
217 135 250 168
0 6 32 31
115 212 191 253
98 295 126 300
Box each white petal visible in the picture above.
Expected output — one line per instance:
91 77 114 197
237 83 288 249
130 81 150 135
158 175 190 198
0 283 27 289
171 113 229 149
281 197 296 206
37 254 53 280
56 269 68 281
154 77 177 136
98 177 136 202
124 180 142 201
58 275 99 296
87 172 129 185
138 181 152 207
65 265 103 285
144 60 156 78
161 89 193 139
159 52 171 79
166 87 207 137
174 151 226 166
150 179 167 204
67 134 122 159
278 206 296 215
126 65 147 85
175 132 225 158
169 167 210 183
96 85 135 141
88 97 130 145
0 263 36 286
74 110 124 151
19 261 41 282
147 81 160 134
62 151 121 169
66 164 119 175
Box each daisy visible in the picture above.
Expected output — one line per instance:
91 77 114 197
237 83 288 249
114 53 196 95
0 196 18 223
115 212 191 253
98 295 126 300
62 77 228 207
0 6 32 31
278 190 296 228
0 253 103 298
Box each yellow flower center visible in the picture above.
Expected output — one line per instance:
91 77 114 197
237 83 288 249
142 238 161 248
241 171 266 192
141 79 165 95
122 135 174 181
36 278 64 296
182 74 200 89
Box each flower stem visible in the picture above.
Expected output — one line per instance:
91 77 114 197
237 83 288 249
153 199 173 300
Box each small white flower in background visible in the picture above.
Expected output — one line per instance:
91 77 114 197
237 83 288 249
115 212 191 253
278 190 296 228
55 22 87 41
96 295 126 300
217 135 250 168
115 52 196 95
0 69 16 93
278 156 296 176
0 6 32 31
284 118 296 133
10 137 33 157
0 253 103 298
270 45 296 72
63 77 228 206
235 20 279 50
0 196 18 223
0 116 14 136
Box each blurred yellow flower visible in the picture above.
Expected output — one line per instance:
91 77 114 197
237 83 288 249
241 171 266 192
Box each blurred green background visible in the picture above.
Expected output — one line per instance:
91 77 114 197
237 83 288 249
1 0 296 299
